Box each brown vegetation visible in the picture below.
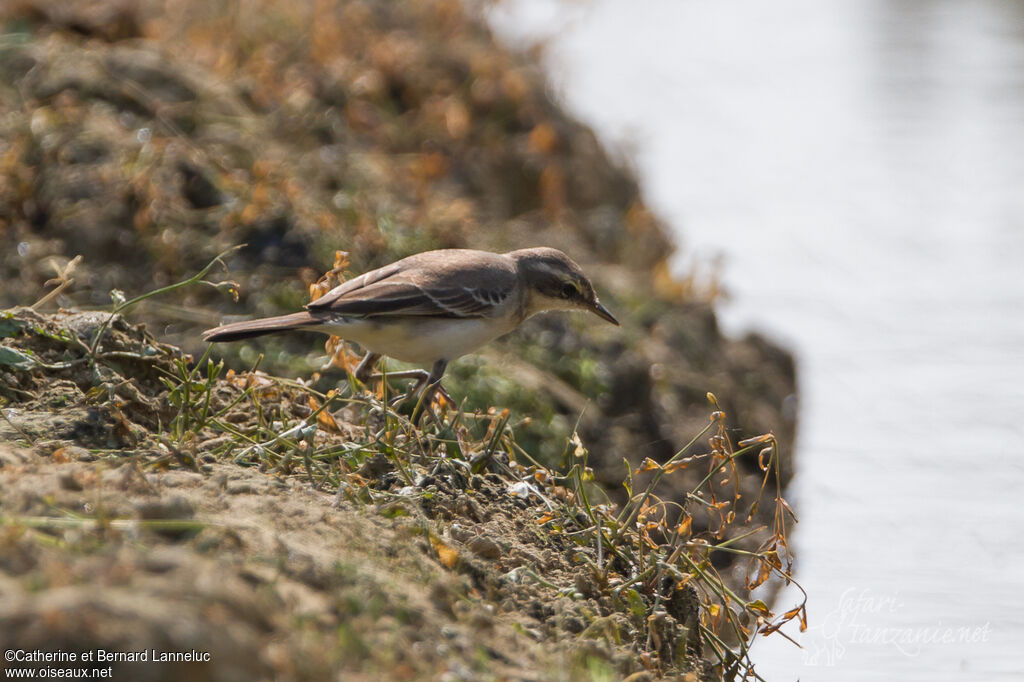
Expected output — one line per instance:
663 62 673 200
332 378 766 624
0 1 802 679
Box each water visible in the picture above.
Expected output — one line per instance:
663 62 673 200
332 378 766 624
489 1 1024 679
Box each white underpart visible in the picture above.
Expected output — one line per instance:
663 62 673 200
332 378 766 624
305 315 521 365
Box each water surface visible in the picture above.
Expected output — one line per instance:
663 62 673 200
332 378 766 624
490 1 1024 679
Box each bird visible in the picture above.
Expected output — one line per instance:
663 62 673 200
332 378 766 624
203 247 619 418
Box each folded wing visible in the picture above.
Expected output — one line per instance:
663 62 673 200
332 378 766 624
306 255 517 319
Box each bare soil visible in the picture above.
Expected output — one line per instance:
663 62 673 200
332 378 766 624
0 2 800 679
1 307 711 681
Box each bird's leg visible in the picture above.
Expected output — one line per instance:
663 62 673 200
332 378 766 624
363 367 428 405
383 371 454 407
411 359 449 424
418 359 454 409
383 370 430 405
374 369 430 384
353 351 453 413
353 351 381 383
365 367 454 407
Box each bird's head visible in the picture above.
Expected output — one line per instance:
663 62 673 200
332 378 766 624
510 247 619 325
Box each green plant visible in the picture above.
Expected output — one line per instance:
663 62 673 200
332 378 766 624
159 349 223 441
87 246 243 364
526 393 805 680
54 247 803 679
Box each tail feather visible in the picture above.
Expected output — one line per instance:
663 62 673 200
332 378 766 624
203 311 320 342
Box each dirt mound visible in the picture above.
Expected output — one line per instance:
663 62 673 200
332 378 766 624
1 307 182 446
0 1 803 677
0 0 796 491
1 309 719 680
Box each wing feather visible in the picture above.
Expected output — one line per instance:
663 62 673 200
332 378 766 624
306 263 402 310
305 250 517 319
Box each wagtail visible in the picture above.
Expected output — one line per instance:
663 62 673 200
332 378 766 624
203 247 619 413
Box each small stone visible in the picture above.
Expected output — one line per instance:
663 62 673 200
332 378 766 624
469 607 494 630
356 452 392 479
467 536 502 560
574 571 598 599
449 523 472 544
226 480 257 495
454 494 484 521
136 495 194 520
58 471 83 491
561 616 585 634
135 495 195 539
62 445 94 461
140 550 181 574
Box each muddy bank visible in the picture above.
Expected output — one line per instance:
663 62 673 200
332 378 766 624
1 307 720 680
0 0 796 483
0 1 800 678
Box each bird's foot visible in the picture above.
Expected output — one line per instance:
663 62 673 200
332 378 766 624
357 372 451 425
409 380 451 425
389 382 454 409
355 358 451 425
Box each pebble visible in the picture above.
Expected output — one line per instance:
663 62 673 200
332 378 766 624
58 471 83 491
226 480 258 495
467 536 502 560
136 495 194 520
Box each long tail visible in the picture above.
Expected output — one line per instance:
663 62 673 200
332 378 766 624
203 311 321 342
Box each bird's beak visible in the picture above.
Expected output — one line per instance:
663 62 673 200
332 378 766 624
589 300 620 326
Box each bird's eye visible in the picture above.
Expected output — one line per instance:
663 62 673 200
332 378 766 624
560 282 577 299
